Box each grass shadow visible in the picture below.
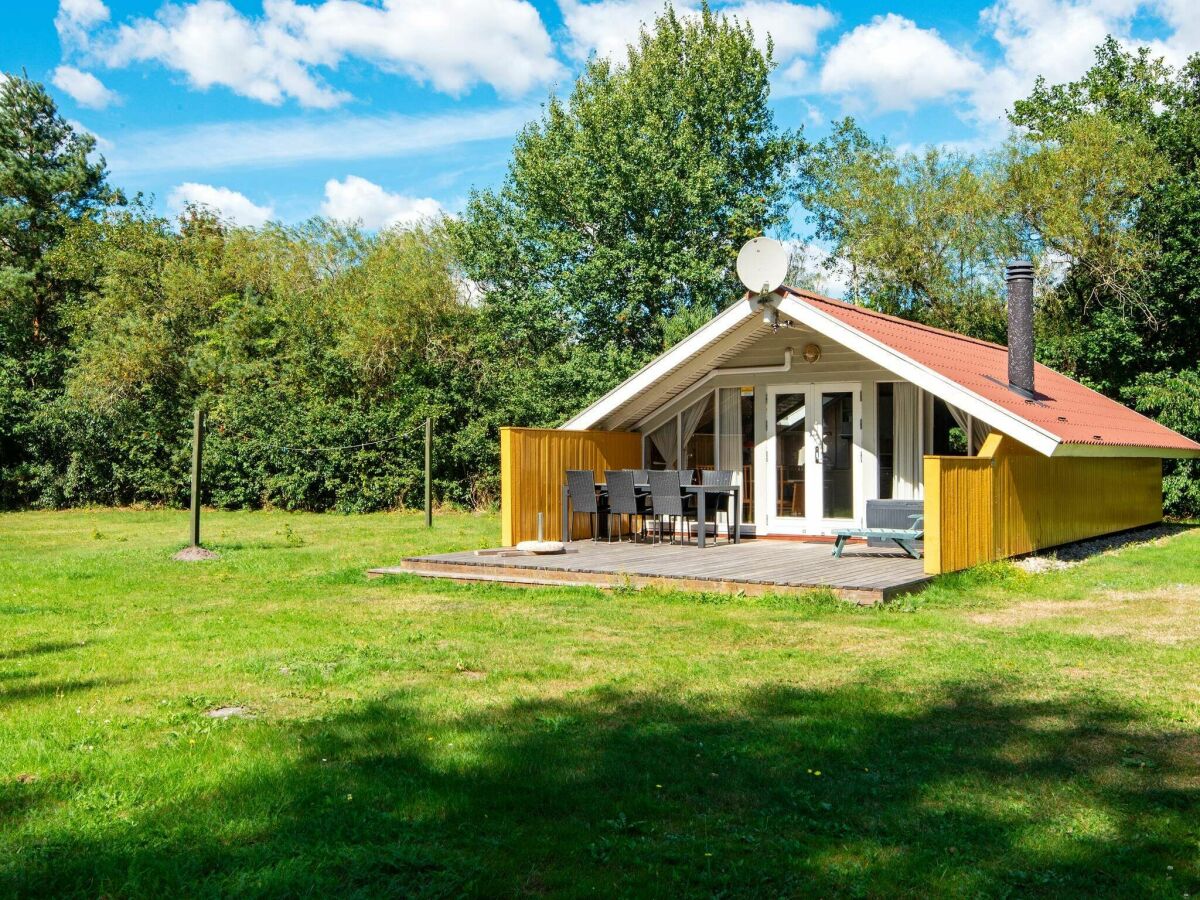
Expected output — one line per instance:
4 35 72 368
3 681 1197 897
0 678 129 708
0 641 85 661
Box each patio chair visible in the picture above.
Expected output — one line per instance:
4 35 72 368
605 470 649 543
648 470 697 545
631 469 649 484
679 469 695 486
701 469 735 544
565 469 605 541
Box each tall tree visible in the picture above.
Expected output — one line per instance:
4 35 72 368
797 118 1019 341
1003 113 1166 386
0 73 119 352
455 3 802 359
0 73 120 506
1010 38 1200 382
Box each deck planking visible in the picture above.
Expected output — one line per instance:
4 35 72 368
371 537 931 603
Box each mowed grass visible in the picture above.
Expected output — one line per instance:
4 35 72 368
2 510 1199 898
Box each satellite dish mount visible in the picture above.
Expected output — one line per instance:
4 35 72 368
736 237 790 331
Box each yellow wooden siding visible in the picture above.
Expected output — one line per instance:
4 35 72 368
500 427 643 546
988 437 1162 559
925 434 1163 575
923 456 994 575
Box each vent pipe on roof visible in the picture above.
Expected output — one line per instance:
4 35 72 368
1005 259 1035 397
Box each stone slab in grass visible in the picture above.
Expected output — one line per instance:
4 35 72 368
173 546 220 562
204 706 251 719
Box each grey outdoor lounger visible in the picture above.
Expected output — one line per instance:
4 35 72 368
832 515 924 560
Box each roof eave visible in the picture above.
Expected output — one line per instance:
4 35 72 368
775 295 1063 457
1049 442 1200 459
560 296 759 431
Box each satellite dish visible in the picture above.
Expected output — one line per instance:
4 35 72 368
736 237 789 295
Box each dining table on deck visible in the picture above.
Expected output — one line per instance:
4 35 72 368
560 479 741 548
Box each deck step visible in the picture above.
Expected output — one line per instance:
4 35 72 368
369 554 930 605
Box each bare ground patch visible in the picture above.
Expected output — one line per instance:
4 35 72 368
969 585 1200 643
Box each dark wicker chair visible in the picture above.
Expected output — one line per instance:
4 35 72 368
565 469 605 541
702 469 735 544
605 470 649 542
648 470 696 545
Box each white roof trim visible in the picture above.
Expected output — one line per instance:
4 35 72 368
560 297 757 430
562 291 1199 458
775 295 1062 457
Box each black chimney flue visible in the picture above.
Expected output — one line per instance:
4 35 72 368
1005 259 1035 396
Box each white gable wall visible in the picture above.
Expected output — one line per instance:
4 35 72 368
633 323 929 533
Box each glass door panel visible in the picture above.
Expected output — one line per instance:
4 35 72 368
773 391 806 518
820 390 855 519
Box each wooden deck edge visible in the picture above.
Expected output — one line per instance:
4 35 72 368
368 560 930 605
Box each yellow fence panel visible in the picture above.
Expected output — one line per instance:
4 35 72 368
924 456 994 575
925 434 1163 575
500 427 643 546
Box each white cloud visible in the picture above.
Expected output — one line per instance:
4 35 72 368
51 65 118 109
321 175 444 229
558 0 835 93
1150 0 1200 67
105 105 535 176
971 0 1141 127
98 0 348 108
58 0 110 28
792 242 850 297
74 0 561 108
730 2 836 61
559 0 673 60
56 0 110 48
168 182 274 226
808 1 1195 129
818 14 983 112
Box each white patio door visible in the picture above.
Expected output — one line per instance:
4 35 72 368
764 383 862 534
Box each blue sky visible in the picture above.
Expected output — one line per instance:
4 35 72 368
2 0 1194 232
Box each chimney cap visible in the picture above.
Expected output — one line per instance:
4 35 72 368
1005 259 1034 281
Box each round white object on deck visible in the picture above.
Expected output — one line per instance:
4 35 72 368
516 540 566 554
736 237 789 295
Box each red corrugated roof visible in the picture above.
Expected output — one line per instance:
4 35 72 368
784 287 1200 453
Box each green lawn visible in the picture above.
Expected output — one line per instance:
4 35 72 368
2 509 1199 898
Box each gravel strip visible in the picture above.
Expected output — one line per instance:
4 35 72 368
1014 524 1192 573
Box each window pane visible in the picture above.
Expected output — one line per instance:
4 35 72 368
775 392 806 518
877 383 894 500
741 388 754 522
821 390 853 519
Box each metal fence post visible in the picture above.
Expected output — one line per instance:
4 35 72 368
190 408 205 547
424 416 433 528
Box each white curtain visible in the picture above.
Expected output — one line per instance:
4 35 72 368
648 418 677 468
971 418 991 454
945 404 993 455
893 383 922 499
945 403 971 455
679 395 710 459
718 388 742 474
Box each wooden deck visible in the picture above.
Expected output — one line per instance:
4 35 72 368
371 538 931 604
